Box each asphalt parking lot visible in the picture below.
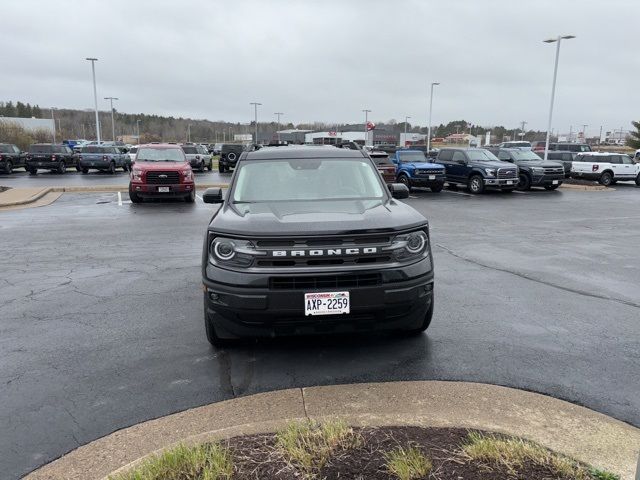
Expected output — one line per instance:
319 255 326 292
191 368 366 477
1 185 639 479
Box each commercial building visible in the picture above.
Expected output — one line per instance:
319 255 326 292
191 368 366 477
304 126 398 146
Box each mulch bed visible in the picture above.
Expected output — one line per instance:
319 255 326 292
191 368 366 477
225 426 583 479
0 186 10 192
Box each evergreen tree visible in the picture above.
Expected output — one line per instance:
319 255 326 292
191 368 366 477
626 120 640 149
4 101 16 117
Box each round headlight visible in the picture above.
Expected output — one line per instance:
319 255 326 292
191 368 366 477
406 232 426 253
214 241 235 260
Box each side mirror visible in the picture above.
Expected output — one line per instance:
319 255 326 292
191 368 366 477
202 187 223 204
388 183 409 199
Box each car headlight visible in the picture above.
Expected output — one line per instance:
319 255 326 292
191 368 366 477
182 169 193 181
384 230 429 261
485 168 496 177
210 237 262 267
131 169 143 181
531 167 544 173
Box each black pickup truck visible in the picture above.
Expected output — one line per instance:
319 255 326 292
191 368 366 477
488 148 565 190
201 146 434 346
436 147 519 193
26 143 77 174
0 143 27 174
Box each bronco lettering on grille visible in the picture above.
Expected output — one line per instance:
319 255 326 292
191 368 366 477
272 247 378 257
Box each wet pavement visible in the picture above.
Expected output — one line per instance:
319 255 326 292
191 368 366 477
1 186 639 479
0 168 228 188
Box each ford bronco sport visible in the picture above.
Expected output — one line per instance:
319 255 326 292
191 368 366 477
201 146 434 346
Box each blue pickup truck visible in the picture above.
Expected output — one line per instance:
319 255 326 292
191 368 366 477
390 150 447 192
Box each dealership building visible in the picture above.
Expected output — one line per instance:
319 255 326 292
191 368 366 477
304 126 398 146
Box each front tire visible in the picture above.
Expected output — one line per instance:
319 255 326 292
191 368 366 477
544 185 560 191
468 174 485 194
198 162 205 173
430 183 443 193
4 161 13 174
204 307 236 348
599 171 613 186
108 162 116 175
635 174 640 186
81 167 89 174
128 185 142 203
397 173 412 192
28 167 37 175
218 163 225 173
517 173 531 191
185 190 196 203
58 161 66 174
404 294 434 336
207 160 213 171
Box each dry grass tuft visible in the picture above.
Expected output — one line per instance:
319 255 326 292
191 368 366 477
384 445 432 480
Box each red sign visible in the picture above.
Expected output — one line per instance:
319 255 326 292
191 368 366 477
366 121 375 131
328 131 337 136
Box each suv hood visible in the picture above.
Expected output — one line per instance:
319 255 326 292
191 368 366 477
516 160 563 168
133 161 190 171
406 161 443 169
210 199 427 236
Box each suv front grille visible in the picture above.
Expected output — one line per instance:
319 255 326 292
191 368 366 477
146 171 180 184
498 168 517 178
543 167 564 174
270 273 382 290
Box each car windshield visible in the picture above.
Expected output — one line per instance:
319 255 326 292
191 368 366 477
136 147 185 162
182 146 197 154
467 150 499 161
232 158 385 203
398 152 426 162
506 142 531 148
0 145 13 153
512 151 542 161
82 146 103 153
28 145 53 153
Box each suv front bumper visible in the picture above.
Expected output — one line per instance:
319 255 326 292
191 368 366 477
484 177 518 188
203 259 434 338
532 173 564 186
130 182 194 197
410 173 447 187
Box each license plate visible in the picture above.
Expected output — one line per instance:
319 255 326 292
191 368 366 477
429 175 436 180
304 291 350 316
506 180 514 185
552 180 559 185
158 187 170 193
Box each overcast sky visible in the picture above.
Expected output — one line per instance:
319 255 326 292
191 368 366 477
1 0 637 135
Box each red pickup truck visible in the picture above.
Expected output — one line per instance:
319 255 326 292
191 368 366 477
129 144 196 203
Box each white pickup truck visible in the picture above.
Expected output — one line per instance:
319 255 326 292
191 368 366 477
570 152 640 186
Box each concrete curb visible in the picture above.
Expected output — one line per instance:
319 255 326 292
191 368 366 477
24 381 640 480
0 187 53 207
560 183 610 191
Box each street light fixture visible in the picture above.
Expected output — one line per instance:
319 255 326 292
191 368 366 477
427 82 440 154
85 58 101 144
404 116 411 146
362 109 371 147
274 112 284 143
104 97 119 141
542 35 575 161
250 102 262 144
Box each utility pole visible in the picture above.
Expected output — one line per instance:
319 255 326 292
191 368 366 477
598 125 603 150
104 97 119 141
50 108 56 143
581 124 588 142
274 112 283 143
187 124 191 142
85 57 101 144
362 109 371 146
81 123 86 139
568 125 573 142
250 102 261 144
404 116 411 147
427 82 439 154
520 121 527 139
136 120 140 143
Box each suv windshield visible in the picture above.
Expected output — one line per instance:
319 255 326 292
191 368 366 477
399 152 426 162
82 146 103 153
0 145 13 153
512 151 542 161
136 147 186 162
467 150 499 161
28 145 53 153
182 146 198 154
232 158 385 203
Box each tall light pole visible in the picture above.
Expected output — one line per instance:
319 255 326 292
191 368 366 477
50 108 57 143
274 112 283 143
250 102 261 144
427 82 440 154
85 57 101 144
582 124 588 141
187 123 192 142
542 35 575 161
520 121 527 139
362 109 371 146
403 116 411 146
104 97 119 141
136 120 140 143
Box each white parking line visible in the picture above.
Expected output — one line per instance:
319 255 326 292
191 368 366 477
117 191 123 206
196 194 203 201
512 190 528 194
